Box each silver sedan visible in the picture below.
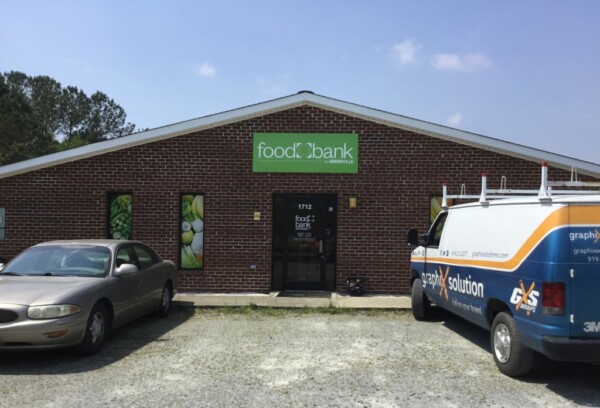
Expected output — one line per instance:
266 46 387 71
0 240 178 354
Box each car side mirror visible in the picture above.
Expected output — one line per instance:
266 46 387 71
0 263 4 271
407 229 420 246
115 263 138 276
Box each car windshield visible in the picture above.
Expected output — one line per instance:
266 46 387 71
1 245 111 278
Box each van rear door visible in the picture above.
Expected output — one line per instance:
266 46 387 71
568 204 600 338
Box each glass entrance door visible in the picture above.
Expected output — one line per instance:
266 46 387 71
272 194 337 292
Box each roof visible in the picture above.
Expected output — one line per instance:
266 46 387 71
453 194 600 210
1 91 600 179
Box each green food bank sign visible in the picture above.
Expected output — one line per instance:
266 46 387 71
252 133 358 173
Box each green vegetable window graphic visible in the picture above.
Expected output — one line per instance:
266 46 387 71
430 196 453 225
108 193 132 240
180 194 204 269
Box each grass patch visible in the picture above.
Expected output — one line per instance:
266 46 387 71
190 304 411 318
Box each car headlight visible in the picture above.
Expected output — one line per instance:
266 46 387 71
27 305 82 319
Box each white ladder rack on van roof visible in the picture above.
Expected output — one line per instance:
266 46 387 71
442 162 600 208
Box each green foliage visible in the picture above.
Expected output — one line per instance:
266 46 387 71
0 71 136 166
56 135 90 151
0 75 40 164
59 85 90 141
86 92 135 142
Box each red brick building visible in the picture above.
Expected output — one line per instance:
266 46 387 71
1 92 599 294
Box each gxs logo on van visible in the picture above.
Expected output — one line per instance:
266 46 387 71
510 280 539 316
583 321 600 333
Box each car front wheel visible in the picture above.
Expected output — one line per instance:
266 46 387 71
154 282 173 317
76 303 109 355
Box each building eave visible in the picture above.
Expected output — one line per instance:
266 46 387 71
1 91 599 180
302 95 600 177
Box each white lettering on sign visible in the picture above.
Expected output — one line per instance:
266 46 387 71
295 215 314 231
256 142 354 160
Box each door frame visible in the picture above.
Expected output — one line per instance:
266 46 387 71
272 193 337 292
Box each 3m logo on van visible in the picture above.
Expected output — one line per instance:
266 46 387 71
510 280 539 316
569 229 600 243
583 321 600 333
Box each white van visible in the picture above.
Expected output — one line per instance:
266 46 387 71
407 163 600 376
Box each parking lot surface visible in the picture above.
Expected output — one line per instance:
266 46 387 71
1 307 599 408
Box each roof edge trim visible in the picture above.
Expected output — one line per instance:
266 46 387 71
1 92 599 179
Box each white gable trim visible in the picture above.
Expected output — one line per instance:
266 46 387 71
1 92 599 179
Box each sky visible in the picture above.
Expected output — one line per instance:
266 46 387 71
1 0 600 164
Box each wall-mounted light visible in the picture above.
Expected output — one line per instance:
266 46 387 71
349 197 357 208
254 212 261 221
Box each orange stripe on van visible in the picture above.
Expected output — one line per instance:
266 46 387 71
412 205 600 272
569 205 600 225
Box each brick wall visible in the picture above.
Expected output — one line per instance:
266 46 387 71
0 106 593 294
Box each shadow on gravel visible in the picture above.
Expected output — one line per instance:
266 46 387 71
432 307 600 406
0 305 195 375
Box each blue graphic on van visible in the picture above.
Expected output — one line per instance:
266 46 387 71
570 226 600 264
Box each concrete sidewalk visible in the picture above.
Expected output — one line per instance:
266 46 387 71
174 292 411 309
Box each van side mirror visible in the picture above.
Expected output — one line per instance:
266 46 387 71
407 229 420 246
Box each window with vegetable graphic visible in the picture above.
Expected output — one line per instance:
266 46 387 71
180 194 204 269
430 195 453 225
108 193 132 240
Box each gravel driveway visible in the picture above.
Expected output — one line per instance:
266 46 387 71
1 307 599 408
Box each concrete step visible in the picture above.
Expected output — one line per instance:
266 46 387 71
174 292 411 309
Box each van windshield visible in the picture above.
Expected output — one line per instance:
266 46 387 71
429 212 448 247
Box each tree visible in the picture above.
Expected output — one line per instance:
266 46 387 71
3 72 61 157
0 75 43 164
84 92 135 143
0 71 136 166
29 75 62 145
58 85 90 142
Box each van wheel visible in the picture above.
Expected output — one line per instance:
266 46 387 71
411 278 431 320
491 312 534 377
